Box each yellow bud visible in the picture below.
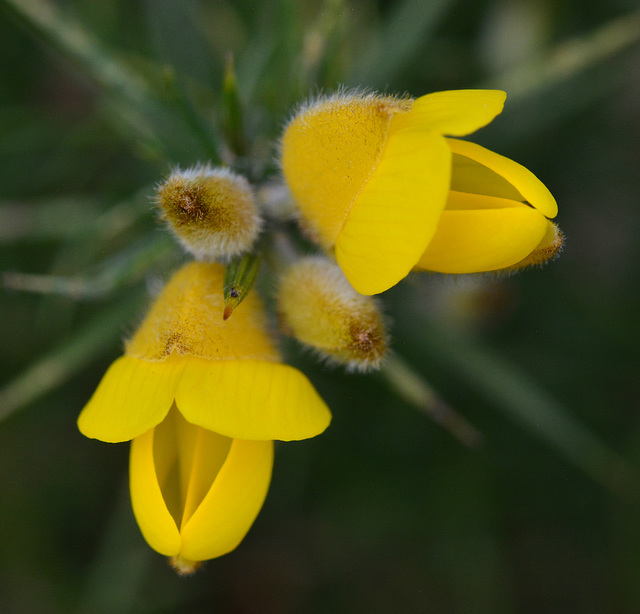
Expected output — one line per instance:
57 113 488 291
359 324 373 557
156 165 262 261
277 256 387 371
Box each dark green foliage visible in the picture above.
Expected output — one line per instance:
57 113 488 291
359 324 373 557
1 0 640 612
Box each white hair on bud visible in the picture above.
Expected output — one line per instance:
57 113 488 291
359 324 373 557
155 165 262 262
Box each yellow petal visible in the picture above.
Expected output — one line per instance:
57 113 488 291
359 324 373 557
180 424 232 529
446 138 558 218
129 429 182 557
176 359 331 441
150 407 184 523
126 262 279 363
280 93 408 249
393 90 506 136
145 408 234 543
507 221 564 269
77 356 184 443
336 127 451 295
416 192 549 273
449 149 522 202
180 439 273 561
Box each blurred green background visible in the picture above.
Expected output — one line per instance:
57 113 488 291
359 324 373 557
1 0 640 612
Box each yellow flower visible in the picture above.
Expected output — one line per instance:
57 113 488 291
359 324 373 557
78 262 330 572
281 89 561 295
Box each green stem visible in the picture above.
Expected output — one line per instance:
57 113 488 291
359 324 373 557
0 289 147 423
381 353 483 448
2 234 176 299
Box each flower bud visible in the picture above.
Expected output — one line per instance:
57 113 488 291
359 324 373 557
156 165 262 261
277 256 387 371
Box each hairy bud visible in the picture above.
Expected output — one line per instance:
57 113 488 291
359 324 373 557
156 165 261 261
277 257 388 371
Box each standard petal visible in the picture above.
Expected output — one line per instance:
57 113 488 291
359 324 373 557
176 359 331 441
180 439 273 561
77 356 184 443
280 94 398 249
416 192 549 273
446 138 558 218
335 128 451 295
393 90 506 137
125 262 280 363
129 429 182 557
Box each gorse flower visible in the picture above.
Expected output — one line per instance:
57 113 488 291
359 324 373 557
280 89 562 295
77 85 564 577
78 262 331 573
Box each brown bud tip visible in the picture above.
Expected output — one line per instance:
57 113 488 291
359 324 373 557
223 303 235 320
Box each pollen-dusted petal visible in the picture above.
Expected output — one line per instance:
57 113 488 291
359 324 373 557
129 429 182 557
416 192 549 273
180 439 273 561
176 359 331 441
393 90 506 137
77 356 184 443
280 93 408 249
446 138 558 218
336 126 451 295
126 262 280 363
